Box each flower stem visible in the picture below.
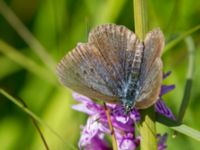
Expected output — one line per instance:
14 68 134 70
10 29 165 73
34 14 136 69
139 107 157 150
134 0 148 40
133 0 157 150
103 103 118 150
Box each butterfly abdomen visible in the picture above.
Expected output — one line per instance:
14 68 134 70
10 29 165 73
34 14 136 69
121 41 144 108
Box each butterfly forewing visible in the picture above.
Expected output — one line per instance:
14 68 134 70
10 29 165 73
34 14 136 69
57 43 118 102
89 24 138 86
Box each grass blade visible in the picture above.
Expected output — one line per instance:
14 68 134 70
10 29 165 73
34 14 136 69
0 89 77 150
0 0 56 72
177 37 195 123
163 25 200 54
0 40 56 85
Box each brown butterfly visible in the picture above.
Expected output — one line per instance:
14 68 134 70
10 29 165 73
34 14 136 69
56 24 164 114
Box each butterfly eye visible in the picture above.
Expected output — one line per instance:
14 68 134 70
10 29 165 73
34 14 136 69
124 105 132 115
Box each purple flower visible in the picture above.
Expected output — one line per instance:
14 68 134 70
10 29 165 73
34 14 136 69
157 133 168 150
155 99 176 120
72 72 175 149
83 135 112 150
154 71 176 120
116 132 140 150
73 93 140 150
78 114 111 150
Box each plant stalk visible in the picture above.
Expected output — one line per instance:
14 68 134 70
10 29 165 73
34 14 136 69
134 0 157 150
103 103 118 150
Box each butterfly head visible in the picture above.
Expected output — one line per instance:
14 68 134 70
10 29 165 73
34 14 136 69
122 99 135 115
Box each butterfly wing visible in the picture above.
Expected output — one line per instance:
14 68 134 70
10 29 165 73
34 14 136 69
57 43 118 102
89 24 140 95
57 24 139 103
135 29 164 109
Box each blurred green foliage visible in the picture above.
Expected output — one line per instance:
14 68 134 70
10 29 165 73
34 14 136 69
0 0 200 149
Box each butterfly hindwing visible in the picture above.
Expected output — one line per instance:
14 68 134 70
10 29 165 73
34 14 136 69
136 58 163 108
135 29 164 108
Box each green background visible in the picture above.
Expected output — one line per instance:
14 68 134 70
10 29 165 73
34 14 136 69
0 0 200 149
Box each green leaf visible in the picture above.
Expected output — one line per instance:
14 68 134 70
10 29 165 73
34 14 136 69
172 124 200 141
156 113 200 141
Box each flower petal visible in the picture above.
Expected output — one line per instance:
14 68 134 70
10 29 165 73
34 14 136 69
83 135 112 150
163 71 171 79
72 103 94 115
155 100 176 120
160 85 175 96
72 92 93 103
157 133 168 150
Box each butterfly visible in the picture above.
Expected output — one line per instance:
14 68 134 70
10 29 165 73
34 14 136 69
56 24 164 114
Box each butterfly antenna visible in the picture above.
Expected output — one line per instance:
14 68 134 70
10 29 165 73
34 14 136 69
103 102 118 150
